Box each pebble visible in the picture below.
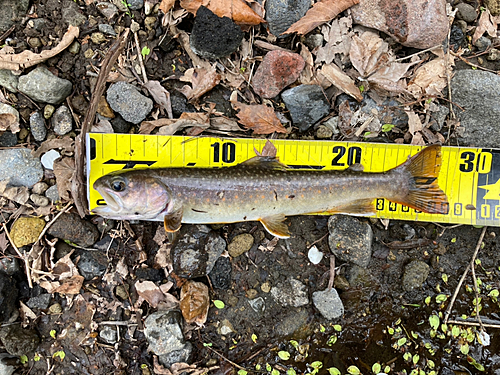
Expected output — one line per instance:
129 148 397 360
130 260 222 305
84 48 95 59
97 96 115 118
26 293 51 310
18 66 73 104
430 104 449 132
48 303 62 314
190 7 243 60
127 0 144 9
97 2 119 19
328 215 373 268
52 105 73 135
351 0 448 49
111 116 131 133
275 307 310 337
312 288 344 320
228 233 254 257
28 37 42 48
270 277 309 307
0 0 29 34
144 310 188 355
455 3 477 23
0 326 39 356
474 36 492 52
77 250 108 280
32 182 48 195
218 319 236 335
68 41 80 54
28 18 47 31
0 353 16 375
305 34 324 50
44 104 55 119
0 103 19 122
451 70 500 148
47 213 99 247
247 296 265 314
316 125 333 139
45 185 59 202
487 48 500 61
208 257 232 289
307 245 324 264
99 326 118 344
106 81 153 124
91 32 107 44
0 256 20 276
98 24 116 36
159 342 193 368
0 273 18 322
261 282 271 293
266 0 310 37
172 225 226 278
9 217 45 247
40 149 61 170
0 132 17 147
281 84 330 132
29 112 46 141
0 148 43 187
485 0 500 15
30 193 50 207
253 50 305 99
402 260 429 291
61 2 87 26
0 70 19 92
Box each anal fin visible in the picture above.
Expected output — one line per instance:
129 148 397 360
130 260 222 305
259 214 290 238
323 198 376 215
164 207 183 232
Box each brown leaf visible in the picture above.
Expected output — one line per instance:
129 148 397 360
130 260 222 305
32 136 74 158
53 157 75 201
318 63 363 101
407 54 454 98
472 8 497 44
180 280 209 325
140 112 210 135
0 113 19 133
159 0 176 13
53 275 84 295
315 17 352 64
91 119 114 133
135 280 167 308
254 140 278 157
0 232 8 252
144 80 173 119
283 0 359 35
179 67 221 101
0 25 79 70
406 110 423 136
180 0 264 25
349 31 389 77
3 186 30 205
232 102 287 134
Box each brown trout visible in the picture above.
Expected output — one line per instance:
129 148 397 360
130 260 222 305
92 144 449 238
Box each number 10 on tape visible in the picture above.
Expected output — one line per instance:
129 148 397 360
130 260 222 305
87 133 500 227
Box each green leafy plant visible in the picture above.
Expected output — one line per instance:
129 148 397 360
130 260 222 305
141 46 151 59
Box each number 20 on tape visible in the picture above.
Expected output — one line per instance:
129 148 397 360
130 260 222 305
87 133 500 227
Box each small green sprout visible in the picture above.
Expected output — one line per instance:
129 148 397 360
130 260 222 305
141 364 148 369
372 363 381 374
52 350 66 361
412 354 420 365
141 46 151 59
320 324 326 332
266 363 272 371
347 365 361 375
397 337 407 346
429 315 440 330
333 324 342 332
203 342 212 347
382 124 395 132
50 329 56 339
255 364 261 370
271 369 280 375
441 274 448 284
251 333 257 343
20 355 28 364
451 237 457 243
359 85 365 93
278 351 290 360
213 300 225 309
328 368 341 375
34 354 41 362
290 340 299 349
327 334 338 345
238 370 248 375
435 294 448 303
460 343 469 355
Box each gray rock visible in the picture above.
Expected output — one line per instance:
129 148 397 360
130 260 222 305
77 250 108 280
0 70 19 93
0 256 20 276
474 36 492 52
51 106 73 135
30 193 50 207
0 0 29 33
281 85 330 132
29 112 46 141
144 310 186 355
0 148 43 187
106 82 152 124
430 104 449 131
0 273 18 322
0 354 15 375
47 213 99 247
127 0 144 10
190 6 243 60
247 296 265 314
159 341 193 368
99 24 116 36
18 66 73 104
99 326 118 344
0 326 39 356
110 116 131 133
451 70 500 148
26 294 51 310
61 1 87 26
328 215 373 268
97 2 119 19
455 3 477 23
27 18 48 31
172 225 226 278
0 103 19 122
402 260 429 291
0 132 17 147
208 256 232 289
45 185 60 202
270 277 309 307
266 0 310 37
312 288 344 320
275 307 309 337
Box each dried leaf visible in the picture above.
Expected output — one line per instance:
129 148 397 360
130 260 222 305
318 63 362 101
3 186 30 205
32 137 74 158
159 0 176 13
91 119 114 133
179 67 221 101
140 112 210 135
144 80 173 119
315 17 352 64
0 25 79 70
53 157 75 201
232 102 287 134
298 43 314 85
180 280 209 325
349 31 390 77
180 0 264 25
0 113 19 133
135 280 167 308
283 0 359 35
407 55 454 98
0 232 9 252
209 117 243 132
254 140 277 157
472 9 497 44
52 275 84 294
406 110 423 135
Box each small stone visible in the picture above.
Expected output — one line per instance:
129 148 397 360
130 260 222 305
328 215 373 268
305 34 324 49
97 2 119 19
487 48 500 61
334 275 350 290
18 128 29 140
218 319 236 335
0 1 29 34
228 233 254 257
43 104 55 119
308 245 324 264
29 112 46 141
91 32 107 44
246 288 258 299
0 273 18 322
10 217 45 247
0 132 17 147
0 256 20 276
144 16 157 31
144 311 187 355
402 260 430 291
0 70 19 93
281 84 330 132
485 0 500 15
77 250 108 280
106 81 153 124
127 0 144 10
18 66 72 104
0 354 15 375
115 285 129 300
45 185 59 202
62 2 87 26
252 50 305 99
84 48 95 59
189 6 243 60
51 105 73 135
48 303 62 314
270 277 309 307
0 326 39 356
99 326 118 344
28 37 42 48
97 95 115 118
47 213 99 247
98 24 116 36
266 0 310 37
28 18 47 31
111 116 131 133
316 124 333 139
26 294 51 310
158 342 193 368
312 288 344 320
68 41 80 54
40 149 61 170
474 36 492 52
0 103 19 123
208 256 232 289
247 296 265 314
0 148 43 187
455 3 477 23
30 193 50 207
261 282 271 293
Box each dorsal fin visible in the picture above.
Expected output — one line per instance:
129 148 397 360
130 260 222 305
238 156 288 171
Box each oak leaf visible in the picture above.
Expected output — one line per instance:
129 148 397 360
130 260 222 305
232 102 287 134
317 63 362 101
179 67 221 101
283 0 359 35
180 0 264 25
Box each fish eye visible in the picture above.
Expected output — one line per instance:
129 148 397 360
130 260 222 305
111 179 126 192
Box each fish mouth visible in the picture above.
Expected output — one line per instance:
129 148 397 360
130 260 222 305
91 188 122 217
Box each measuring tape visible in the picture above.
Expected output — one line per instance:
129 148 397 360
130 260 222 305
86 133 500 227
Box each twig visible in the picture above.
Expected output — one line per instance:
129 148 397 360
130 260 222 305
392 44 443 63
470 254 485 331
203 344 247 371
444 226 487 324
450 50 500 73
2 223 32 288
446 10 456 121
133 31 148 84
327 255 335 291
307 232 329 249
448 320 500 329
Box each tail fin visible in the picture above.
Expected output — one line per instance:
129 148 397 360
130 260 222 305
393 144 449 215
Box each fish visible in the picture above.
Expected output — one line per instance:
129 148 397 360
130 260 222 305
92 144 449 238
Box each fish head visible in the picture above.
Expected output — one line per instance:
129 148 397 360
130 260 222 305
92 170 171 220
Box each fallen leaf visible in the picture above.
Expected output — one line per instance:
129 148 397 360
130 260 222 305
315 17 352 64
0 232 8 252
53 157 75 201
32 136 74 158
144 80 173 119
91 119 114 133
254 140 277 157
180 280 210 325
406 110 423 135
0 25 79 70
283 0 359 35
180 0 264 25
135 280 167 308
407 54 454 97
349 31 390 77
53 275 84 294
298 43 314 85
2 186 30 205
179 67 221 101
159 0 176 13
139 112 210 135
0 113 19 133
232 102 287 134
317 63 362 101
209 117 243 132
472 8 497 44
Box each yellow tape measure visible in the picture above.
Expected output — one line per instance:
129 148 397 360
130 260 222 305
87 133 500 227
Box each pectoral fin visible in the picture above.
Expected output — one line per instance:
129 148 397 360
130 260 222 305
259 214 290 238
164 207 183 232
324 198 376 215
